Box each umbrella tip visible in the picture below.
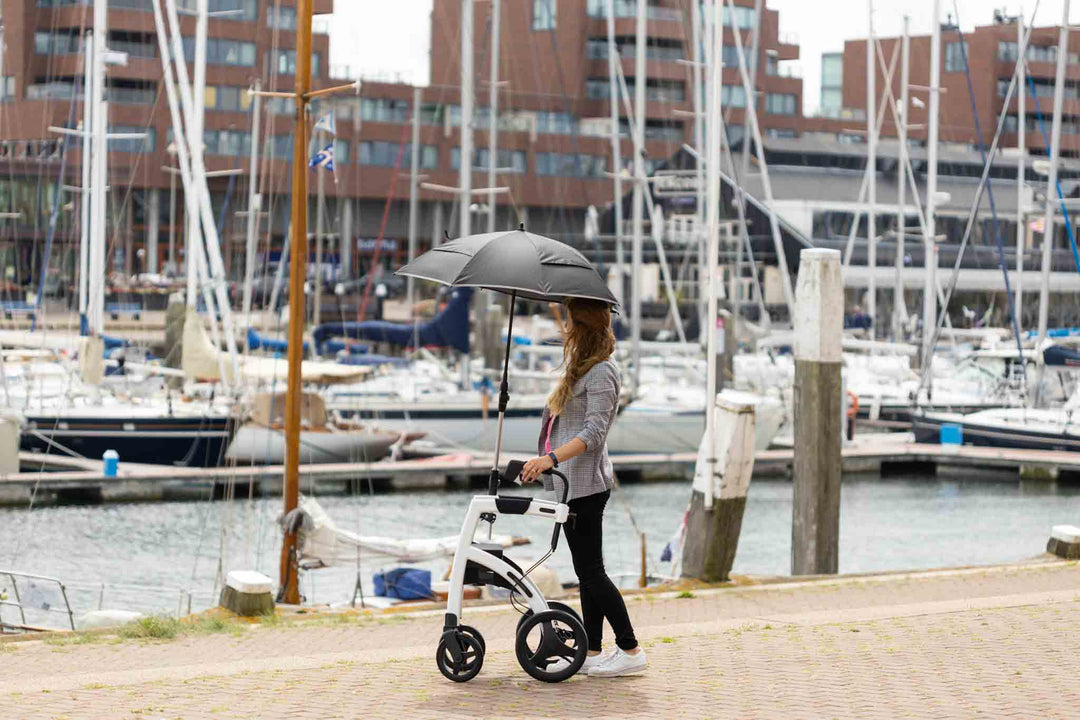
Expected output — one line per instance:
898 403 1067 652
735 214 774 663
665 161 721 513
518 222 525 231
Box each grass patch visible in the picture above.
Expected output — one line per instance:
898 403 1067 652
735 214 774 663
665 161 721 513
675 591 695 599
45 632 102 647
659 636 676 644
118 616 180 641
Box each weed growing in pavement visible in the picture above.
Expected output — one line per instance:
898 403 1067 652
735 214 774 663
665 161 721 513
118 616 180 640
45 632 102 647
676 591 695 599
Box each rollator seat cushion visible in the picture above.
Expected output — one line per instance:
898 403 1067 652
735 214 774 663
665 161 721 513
495 496 531 515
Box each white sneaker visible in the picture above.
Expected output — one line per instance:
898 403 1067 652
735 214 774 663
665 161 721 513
547 651 610 675
588 647 647 677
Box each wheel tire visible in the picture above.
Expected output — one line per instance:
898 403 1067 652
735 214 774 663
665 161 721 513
514 609 587 683
436 631 484 683
515 601 582 635
458 624 486 654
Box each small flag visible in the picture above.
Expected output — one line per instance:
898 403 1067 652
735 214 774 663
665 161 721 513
309 143 335 172
313 113 336 135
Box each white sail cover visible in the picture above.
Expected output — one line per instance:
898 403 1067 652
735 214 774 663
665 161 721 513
286 496 522 567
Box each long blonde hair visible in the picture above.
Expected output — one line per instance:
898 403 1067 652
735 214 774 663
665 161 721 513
547 298 616 415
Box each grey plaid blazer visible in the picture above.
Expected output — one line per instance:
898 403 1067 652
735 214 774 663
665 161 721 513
537 358 620 502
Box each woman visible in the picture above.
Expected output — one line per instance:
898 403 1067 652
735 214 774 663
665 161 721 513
521 298 647 678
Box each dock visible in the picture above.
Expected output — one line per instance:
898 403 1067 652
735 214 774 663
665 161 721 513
6 437 1079 506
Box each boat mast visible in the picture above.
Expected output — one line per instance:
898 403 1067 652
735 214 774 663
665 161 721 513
487 0 500 233
606 0 624 308
78 30 93 332
893 16 909 341
922 0 941 387
185 0 209 309
631 0 646 391
87 0 108 337
279 0 315 606
703 0 723 509
1015 16 1025 330
866 1 877 338
734 0 764 324
460 0 474 241
241 78 263 328
406 85 421 314
1034 0 1070 407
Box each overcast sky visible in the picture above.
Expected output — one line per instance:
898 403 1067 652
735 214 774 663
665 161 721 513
328 1 1080 115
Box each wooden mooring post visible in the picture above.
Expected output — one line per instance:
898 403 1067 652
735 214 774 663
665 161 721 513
792 248 843 575
680 393 757 582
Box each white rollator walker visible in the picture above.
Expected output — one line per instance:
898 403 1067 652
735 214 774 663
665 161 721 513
394 226 618 684
437 459 588 683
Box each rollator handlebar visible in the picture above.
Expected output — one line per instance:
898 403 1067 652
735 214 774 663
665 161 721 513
501 461 570 505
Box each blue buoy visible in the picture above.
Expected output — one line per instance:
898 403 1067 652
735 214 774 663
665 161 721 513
940 424 963 446
103 449 119 477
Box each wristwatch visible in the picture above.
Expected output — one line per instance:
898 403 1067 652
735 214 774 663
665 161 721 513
547 451 559 468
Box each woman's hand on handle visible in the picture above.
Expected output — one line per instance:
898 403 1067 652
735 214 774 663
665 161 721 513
521 455 554 483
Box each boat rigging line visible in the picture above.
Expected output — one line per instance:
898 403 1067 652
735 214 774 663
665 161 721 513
916 2 1041 395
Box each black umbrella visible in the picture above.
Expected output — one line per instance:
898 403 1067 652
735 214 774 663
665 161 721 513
397 225 617 493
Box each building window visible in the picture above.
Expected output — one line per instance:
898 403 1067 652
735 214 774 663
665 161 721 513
722 84 747 108
0 77 14 101
361 97 411 123
420 102 459 126
266 50 322 76
204 85 253 112
722 5 755 28
267 5 298 30
452 148 527 173
998 41 1019 62
766 128 797 139
1027 44 1057 64
176 0 257 20
359 141 438 169
183 38 256 67
943 41 967 73
822 53 843 86
533 0 556 30
111 126 155 153
535 111 577 135
535 152 605 177
34 31 82 55
586 78 610 99
622 78 685 103
820 88 843 114
765 92 797 115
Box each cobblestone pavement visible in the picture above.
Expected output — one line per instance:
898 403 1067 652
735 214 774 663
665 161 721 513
2 561 1078 719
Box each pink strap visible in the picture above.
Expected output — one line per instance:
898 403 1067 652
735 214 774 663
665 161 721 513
543 415 554 454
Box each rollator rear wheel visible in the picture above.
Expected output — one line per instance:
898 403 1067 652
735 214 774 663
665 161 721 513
514 609 587 683
515 601 582 635
436 631 484 682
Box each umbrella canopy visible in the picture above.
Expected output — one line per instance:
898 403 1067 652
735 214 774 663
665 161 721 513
396 227 617 309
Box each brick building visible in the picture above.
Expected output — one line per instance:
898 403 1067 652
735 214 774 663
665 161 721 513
822 12 1080 157
0 0 816 297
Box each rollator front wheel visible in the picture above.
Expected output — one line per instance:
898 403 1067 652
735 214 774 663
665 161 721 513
514 609 587 683
458 624 486 654
436 631 484 682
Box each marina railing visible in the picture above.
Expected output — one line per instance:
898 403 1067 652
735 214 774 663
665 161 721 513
0 570 75 633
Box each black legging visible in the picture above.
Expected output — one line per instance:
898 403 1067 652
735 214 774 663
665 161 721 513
563 489 638 652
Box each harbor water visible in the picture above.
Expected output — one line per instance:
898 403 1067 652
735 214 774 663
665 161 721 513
3 473 1079 622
